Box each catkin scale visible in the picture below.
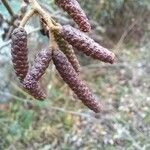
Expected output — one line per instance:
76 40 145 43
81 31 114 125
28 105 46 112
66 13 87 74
22 80 46 100
11 27 29 81
59 25 115 64
55 0 91 32
22 48 52 100
52 49 102 113
54 31 80 73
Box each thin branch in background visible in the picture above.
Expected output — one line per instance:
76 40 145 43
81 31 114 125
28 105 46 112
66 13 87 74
115 11 149 51
0 90 113 121
115 18 140 51
1 0 15 17
4 25 14 41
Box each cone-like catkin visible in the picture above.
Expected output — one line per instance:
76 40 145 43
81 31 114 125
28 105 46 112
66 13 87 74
11 27 29 81
55 0 91 32
54 31 80 73
60 25 115 64
28 48 52 82
22 48 52 100
52 49 102 113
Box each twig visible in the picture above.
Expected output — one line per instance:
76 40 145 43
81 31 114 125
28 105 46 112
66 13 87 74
82 62 128 69
0 91 88 117
4 25 14 41
20 9 35 27
115 11 149 51
0 40 10 51
115 19 139 51
1 0 15 17
124 129 142 150
20 0 60 49
28 0 60 31
0 90 112 121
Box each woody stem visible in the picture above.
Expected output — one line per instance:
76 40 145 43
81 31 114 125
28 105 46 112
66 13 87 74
19 9 35 27
28 0 60 31
1 0 15 17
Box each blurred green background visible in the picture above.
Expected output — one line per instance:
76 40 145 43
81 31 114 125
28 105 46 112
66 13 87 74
0 0 150 149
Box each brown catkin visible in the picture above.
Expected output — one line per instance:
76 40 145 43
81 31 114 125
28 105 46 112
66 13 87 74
52 49 102 113
27 48 52 82
60 25 115 64
55 0 91 32
54 31 80 73
22 79 46 100
22 48 52 100
11 27 29 81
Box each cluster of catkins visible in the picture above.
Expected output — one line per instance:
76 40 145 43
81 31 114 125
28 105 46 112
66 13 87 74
11 0 115 113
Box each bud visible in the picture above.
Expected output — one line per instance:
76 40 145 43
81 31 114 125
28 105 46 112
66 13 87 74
60 25 115 64
54 31 80 73
55 0 91 32
11 27 29 81
52 49 102 113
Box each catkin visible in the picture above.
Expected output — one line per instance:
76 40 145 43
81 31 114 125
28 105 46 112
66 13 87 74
27 48 52 82
60 25 115 64
11 27 29 81
52 49 102 113
55 0 91 32
54 31 80 73
22 48 52 100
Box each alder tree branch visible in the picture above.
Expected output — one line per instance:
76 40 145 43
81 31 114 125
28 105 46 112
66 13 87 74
19 0 61 49
1 0 15 17
28 0 60 31
19 9 35 27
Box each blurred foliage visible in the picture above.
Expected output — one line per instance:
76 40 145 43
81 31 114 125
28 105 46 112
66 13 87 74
79 0 150 44
0 0 150 149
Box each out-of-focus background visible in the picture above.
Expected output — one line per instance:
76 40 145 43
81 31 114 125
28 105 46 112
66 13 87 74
0 0 150 149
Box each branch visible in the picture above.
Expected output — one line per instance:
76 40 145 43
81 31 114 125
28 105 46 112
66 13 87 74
20 9 35 27
27 0 61 49
1 0 15 17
